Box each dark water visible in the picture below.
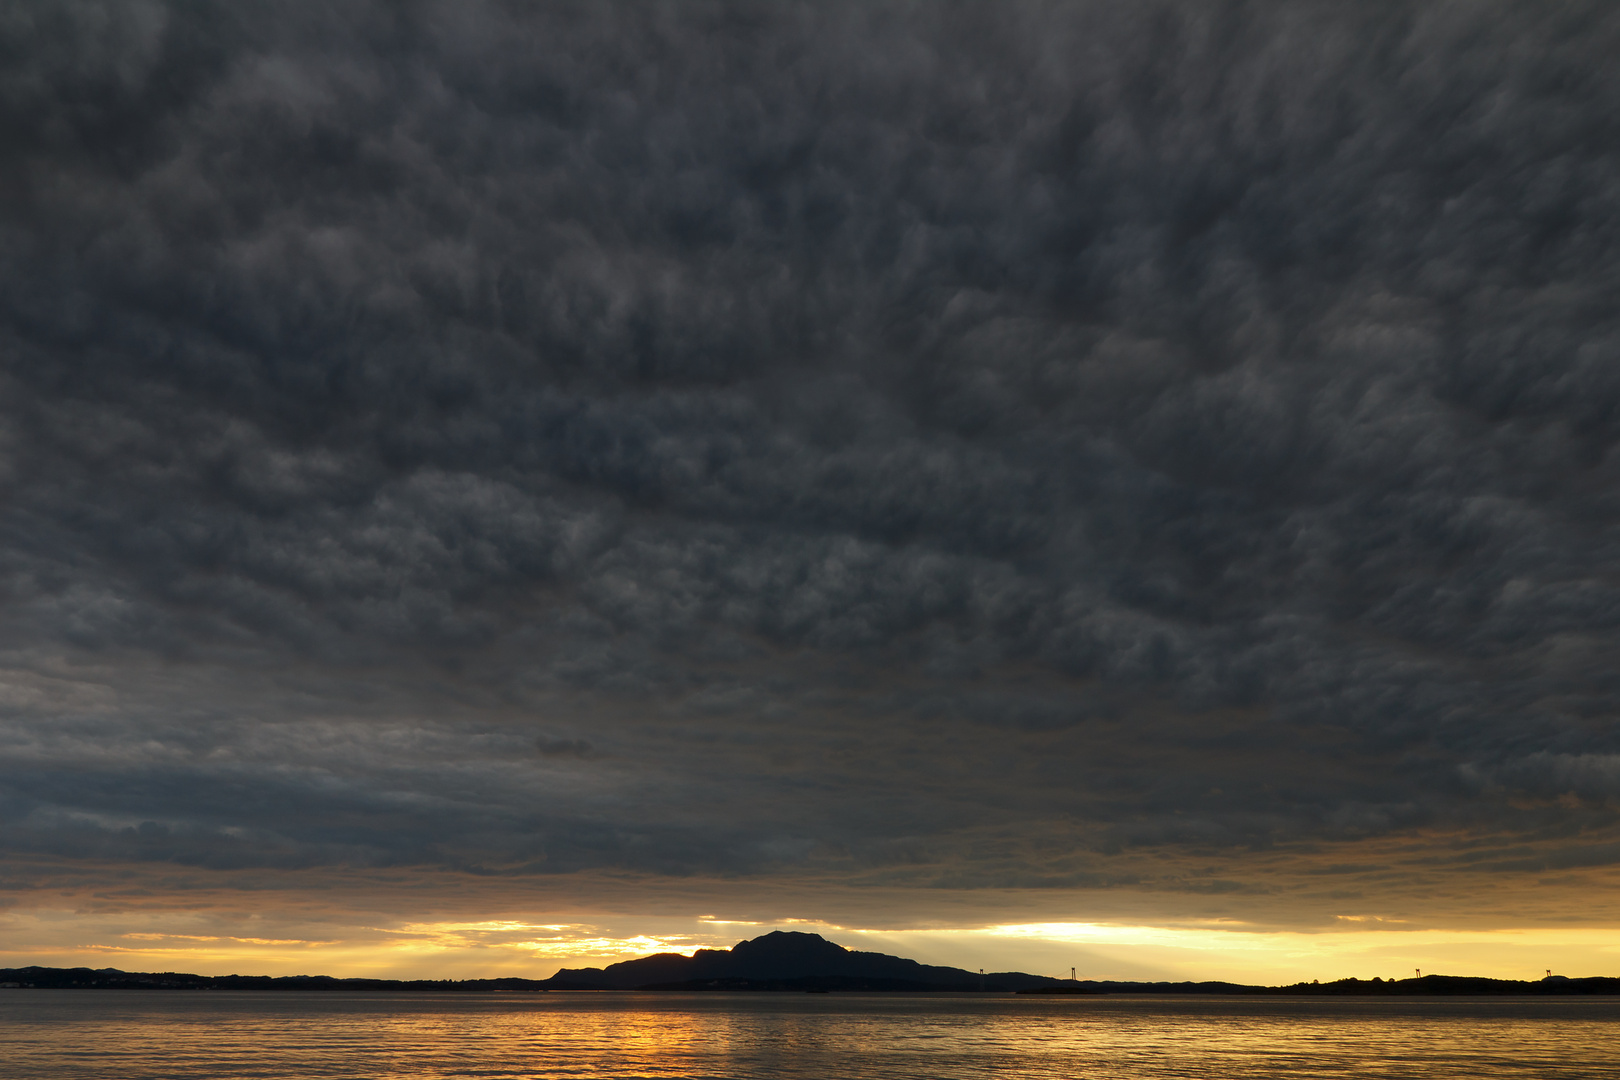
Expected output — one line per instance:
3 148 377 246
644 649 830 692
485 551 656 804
4 990 1619 1079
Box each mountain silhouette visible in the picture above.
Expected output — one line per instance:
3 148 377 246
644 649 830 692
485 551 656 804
541 930 1066 991
9 942 1620 994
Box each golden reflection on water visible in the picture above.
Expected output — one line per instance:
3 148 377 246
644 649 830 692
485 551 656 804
5 991 1620 1079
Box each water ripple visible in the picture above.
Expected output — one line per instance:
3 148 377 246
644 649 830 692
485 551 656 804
4 991 1619 1079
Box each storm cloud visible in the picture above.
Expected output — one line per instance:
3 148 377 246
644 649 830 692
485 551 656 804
4 0 1620 931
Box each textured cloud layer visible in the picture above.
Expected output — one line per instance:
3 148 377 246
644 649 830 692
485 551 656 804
4 0 1620 929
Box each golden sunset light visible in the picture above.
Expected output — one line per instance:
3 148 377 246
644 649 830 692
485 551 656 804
7 2 1620 1076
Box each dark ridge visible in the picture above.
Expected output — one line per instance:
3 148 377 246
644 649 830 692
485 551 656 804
540 931 1064 992
5 935 1618 994
1020 975 1620 996
0 967 551 992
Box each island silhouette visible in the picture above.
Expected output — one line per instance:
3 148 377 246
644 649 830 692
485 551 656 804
6 930 1618 994
542 930 1057 991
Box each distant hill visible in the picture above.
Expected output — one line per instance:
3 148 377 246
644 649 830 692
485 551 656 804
6 933 1619 993
541 930 1066 991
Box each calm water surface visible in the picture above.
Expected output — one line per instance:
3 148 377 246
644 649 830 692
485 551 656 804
4 990 1619 1079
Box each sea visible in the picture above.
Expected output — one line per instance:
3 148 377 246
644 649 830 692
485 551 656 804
4 990 1619 1079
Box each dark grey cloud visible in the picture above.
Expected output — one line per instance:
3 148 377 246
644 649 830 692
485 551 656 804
3 0 1620 925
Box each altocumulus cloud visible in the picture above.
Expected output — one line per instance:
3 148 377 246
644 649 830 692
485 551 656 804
3 0 1620 929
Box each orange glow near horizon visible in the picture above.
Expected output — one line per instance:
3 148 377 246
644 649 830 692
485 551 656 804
7 907 1620 985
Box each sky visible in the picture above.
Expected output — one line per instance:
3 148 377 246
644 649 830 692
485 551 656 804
3 0 1620 985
